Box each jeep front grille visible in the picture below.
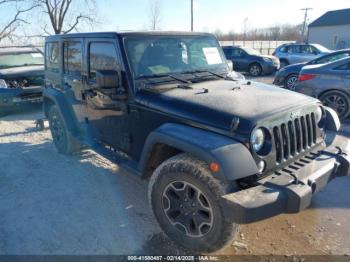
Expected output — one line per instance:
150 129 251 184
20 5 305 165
273 113 317 164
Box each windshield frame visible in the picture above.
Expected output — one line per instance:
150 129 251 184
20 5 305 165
122 34 229 84
0 52 44 69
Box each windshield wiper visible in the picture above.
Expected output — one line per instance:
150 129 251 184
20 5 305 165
136 73 191 84
183 69 226 79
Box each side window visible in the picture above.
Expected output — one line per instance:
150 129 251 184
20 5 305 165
300 45 315 54
46 42 59 73
64 41 82 76
279 46 287 53
222 47 232 57
89 42 119 80
335 63 350 70
232 48 244 57
287 45 300 54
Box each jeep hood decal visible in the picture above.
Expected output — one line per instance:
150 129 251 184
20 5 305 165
135 80 317 133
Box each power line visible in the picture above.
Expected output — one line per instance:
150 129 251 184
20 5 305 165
301 7 313 41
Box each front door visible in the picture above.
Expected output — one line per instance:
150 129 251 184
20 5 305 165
84 39 130 152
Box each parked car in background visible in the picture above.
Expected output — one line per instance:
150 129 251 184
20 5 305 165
222 45 280 76
0 46 44 116
274 43 331 68
294 56 350 119
274 49 350 90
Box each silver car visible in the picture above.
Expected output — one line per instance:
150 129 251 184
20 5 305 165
294 56 350 119
274 43 331 68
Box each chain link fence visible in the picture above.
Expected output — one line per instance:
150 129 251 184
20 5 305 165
220 40 294 55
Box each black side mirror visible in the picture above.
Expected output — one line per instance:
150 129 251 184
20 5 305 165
96 70 119 89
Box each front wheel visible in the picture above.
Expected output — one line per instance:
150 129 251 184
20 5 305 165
248 63 262 76
148 154 239 253
320 90 350 120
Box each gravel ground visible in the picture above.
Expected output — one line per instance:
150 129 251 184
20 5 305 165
1 80 350 255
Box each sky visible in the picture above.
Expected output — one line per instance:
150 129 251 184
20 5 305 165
96 0 350 33
0 0 349 39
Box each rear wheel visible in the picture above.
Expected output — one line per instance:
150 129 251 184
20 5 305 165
148 153 239 253
320 90 350 120
48 105 81 154
284 74 298 90
248 63 262 76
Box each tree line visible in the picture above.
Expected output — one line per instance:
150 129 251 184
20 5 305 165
214 24 304 42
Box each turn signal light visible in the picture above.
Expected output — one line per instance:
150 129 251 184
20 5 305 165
298 74 316 82
209 162 220 173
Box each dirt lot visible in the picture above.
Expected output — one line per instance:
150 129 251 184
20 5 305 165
1 80 350 255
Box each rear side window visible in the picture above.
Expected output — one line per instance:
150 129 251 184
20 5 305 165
89 42 119 80
64 41 82 75
46 42 59 73
279 46 287 53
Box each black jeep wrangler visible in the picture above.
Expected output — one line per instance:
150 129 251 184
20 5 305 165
0 46 44 116
43 32 350 253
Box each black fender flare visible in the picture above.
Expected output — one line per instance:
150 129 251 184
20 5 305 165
139 123 259 181
43 88 80 137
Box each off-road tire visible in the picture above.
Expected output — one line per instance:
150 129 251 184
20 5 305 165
48 105 81 154
248 63 262 77
319 90 350 120
148 153 239 253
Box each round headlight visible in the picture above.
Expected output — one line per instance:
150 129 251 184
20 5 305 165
251 128 265 152
315 106 323 123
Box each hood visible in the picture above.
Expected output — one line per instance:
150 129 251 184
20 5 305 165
135 79 317 134
0 65 44 79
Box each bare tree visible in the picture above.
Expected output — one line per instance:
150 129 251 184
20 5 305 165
0 0 38 41
35 0 97 35
148 0 162 30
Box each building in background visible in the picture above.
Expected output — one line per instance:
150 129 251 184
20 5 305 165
308 8 350 50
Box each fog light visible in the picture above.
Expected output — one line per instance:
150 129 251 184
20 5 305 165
257 161 266 173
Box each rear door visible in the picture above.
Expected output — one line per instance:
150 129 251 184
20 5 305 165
62 39 87 125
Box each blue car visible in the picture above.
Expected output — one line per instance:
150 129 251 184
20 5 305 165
273 49 350 90
222 46 280 76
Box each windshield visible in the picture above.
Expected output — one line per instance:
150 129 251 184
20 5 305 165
124 35 228 79
0 52 44 69
241 47 260 55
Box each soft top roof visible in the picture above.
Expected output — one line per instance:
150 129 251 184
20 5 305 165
45 31 214 41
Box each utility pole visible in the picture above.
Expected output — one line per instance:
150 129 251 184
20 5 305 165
191 0 194 32
301 8 313 42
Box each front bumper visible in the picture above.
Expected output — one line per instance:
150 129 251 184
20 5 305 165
0 87 43 116
222 134 350 224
